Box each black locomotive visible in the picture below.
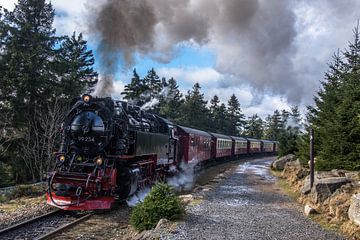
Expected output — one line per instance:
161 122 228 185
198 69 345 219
47 94 176 210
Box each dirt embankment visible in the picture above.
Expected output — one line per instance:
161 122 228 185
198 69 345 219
273 155 360 239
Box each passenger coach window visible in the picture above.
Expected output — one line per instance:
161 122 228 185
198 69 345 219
191 137 195 146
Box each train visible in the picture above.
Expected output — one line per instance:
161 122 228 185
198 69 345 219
46 94 278 210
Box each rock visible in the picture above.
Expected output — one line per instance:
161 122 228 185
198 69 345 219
304 204 317 216
217 173 226 179
344 172 360 181
331 169 346 177
301 176 311 195
271 154 296 170
312 177 351 203
155 218 170 230
286 159 301 167
295 168 309 180
179 194 194 204
348 193 360 226
134 231 146 240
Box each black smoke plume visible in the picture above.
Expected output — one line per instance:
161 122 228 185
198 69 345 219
88 0 300 102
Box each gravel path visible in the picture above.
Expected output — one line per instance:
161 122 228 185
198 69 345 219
163 157 346 240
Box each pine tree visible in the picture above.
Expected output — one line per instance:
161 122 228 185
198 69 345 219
209 95 220 131
227 94 245 135
55 32 98 99
0 0 60 182
143 68 162 100
299 25 360 170
217 103 231 134
180 83 210 130
264 110 283 140
0 0 58 126
332 26 360 169
0 1 99 182
244 114 264 139
159 77 183 121
278 106 302 157
122 69 146 105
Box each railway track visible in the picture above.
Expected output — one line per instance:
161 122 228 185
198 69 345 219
0 209 93 240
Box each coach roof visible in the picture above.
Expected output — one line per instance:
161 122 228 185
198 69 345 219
208 132 233 140
246 138 262 142
231 136 247 141
177 125 212 138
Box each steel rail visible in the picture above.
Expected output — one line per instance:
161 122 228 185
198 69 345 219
36 213 93 240
0 209 61 235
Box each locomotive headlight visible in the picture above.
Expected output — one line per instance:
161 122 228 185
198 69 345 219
95 157 103 166
59 155 65 162
82 94 91 103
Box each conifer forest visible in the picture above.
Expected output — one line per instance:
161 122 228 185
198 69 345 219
0 0 359 186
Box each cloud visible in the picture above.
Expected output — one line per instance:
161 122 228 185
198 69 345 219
243 95 291 118
157 66 224 87
51 0 88 36
0 0 17 10
111 80 125 99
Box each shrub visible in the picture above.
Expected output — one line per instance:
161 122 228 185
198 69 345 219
10 184 43 198
0 195 8 203
130 183 185 231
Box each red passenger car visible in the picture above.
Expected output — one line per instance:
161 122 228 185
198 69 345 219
261 140 275 153
210 132 233 159
231 136 248 156
247 138 262 153
274 141 279 153
176 126 212 164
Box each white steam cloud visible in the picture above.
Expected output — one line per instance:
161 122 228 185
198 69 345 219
167 159 198 191
126 187 151 207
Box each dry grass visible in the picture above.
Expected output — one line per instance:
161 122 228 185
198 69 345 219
0 195 46 213
272 162 360 239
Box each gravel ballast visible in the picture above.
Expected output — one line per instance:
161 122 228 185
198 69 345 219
162 157 346 240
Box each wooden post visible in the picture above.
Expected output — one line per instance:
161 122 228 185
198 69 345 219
309 128 314 188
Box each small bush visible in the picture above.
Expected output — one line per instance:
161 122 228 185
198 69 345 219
0 195 8 203
130 183 185 231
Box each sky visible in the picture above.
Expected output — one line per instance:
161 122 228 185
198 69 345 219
1 0 359 119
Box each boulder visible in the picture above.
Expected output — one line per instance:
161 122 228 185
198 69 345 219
179 194 194 204
271 154 296 170
155 218 170 230
331 169 347 177
348 193 360 226
304 204 317 216
295 168 309 180
301 176 312 195
286 159 301 167
312 177 351 203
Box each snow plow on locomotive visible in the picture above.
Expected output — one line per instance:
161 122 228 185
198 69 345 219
47 94 278 210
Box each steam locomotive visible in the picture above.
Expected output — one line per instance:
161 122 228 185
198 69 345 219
46 95 277 210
